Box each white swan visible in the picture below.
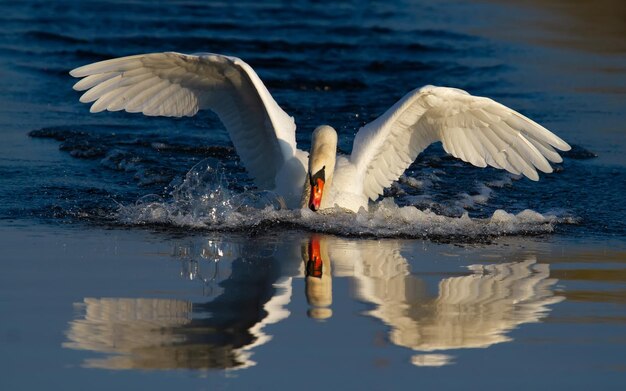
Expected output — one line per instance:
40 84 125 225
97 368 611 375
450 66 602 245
70 52 571 212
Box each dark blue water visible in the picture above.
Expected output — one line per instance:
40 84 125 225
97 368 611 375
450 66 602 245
1 1 625 389
1 0 623 239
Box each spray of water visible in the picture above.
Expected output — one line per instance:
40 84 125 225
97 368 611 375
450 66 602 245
118 159 574 239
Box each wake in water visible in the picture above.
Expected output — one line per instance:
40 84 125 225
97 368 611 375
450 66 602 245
118 159 574 239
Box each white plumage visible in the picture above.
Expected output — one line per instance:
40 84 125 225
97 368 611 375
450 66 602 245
71 52 571 212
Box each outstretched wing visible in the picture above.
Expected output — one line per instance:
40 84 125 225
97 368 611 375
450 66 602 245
350 85 571 201
70 52 298 189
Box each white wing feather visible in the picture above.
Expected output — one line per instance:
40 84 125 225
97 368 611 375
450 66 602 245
70 52 298 189
351 86 571 201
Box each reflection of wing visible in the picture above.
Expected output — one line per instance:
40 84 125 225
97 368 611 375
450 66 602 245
394 259 563 352
323 237 562 365
64 298 201 369
239 277 293 362
63 239 295 370
64 283 292 370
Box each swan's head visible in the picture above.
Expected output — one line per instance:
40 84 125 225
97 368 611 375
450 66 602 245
308 125 337 211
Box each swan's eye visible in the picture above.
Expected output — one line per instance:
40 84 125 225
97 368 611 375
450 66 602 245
309 166 326 186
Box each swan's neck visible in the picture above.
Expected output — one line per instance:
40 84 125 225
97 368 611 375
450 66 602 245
302 125 337 210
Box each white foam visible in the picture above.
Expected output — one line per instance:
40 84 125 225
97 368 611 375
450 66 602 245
487 175 514 188
456 183 493 209
399 175 432 190
117 159 570 239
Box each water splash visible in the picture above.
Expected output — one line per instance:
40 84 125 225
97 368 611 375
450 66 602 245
117 159 574 240
118 159 287 229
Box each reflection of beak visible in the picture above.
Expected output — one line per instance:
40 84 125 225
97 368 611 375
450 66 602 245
309 178 325 211
306 236 323 278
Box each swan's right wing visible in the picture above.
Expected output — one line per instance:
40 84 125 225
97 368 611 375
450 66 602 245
351 86 570 201
70 52 297 189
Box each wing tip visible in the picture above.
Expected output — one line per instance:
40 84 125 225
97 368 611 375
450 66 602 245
69 66 88 78
527 171 540 181
556 140 571 152
89 102 106 113
78 94 94 104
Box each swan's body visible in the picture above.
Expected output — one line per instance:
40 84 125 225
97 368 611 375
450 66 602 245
70 52 571 212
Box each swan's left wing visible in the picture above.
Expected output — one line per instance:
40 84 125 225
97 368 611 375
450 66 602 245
350 86 571 201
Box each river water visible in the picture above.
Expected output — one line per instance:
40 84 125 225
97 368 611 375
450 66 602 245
1 1 625 389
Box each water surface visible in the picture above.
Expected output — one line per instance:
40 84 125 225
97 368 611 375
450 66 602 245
0 0 625 389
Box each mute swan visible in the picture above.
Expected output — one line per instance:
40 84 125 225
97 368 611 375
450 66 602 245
70 52 571 212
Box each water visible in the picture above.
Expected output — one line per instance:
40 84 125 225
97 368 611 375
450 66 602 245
1 0 625 389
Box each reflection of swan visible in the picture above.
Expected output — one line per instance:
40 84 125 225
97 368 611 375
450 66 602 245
309 236 564 366
70 52 570 212
64 235 563 370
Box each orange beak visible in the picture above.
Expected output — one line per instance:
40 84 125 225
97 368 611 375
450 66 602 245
309 177 325 211
306 235 323 278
